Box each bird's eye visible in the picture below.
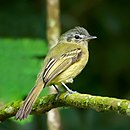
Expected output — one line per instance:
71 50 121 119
75 34 80 39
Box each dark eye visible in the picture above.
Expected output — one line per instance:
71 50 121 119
75 34 80 39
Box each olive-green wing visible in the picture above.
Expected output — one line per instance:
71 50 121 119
42 48 82 85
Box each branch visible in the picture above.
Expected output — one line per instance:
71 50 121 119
0 92 130 121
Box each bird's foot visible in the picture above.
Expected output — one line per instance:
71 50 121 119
64 90 77 99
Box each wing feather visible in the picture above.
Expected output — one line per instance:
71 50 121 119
42 48 82 85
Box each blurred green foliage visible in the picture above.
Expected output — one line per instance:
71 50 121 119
0 0 130 130
0 39 48 102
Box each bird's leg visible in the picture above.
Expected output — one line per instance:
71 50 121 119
53 84 60 93
61 82 74 93
53 84 62 100
61 82 77 98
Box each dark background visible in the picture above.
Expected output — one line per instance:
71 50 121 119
0 0 130 130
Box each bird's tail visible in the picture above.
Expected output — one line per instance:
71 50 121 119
16 78 45 120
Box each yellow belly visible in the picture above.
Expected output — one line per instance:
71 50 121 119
48 42 89 84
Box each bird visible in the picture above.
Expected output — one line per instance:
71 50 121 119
15 27 96 120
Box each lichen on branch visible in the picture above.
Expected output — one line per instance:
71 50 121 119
0 92 130 121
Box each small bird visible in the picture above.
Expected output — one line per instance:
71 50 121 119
15 27 96 120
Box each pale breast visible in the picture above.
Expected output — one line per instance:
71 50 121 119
51 46 89 84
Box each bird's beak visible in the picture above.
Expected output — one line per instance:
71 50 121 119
84 35 97 41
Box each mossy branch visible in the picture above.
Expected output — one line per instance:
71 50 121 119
0 92 130 121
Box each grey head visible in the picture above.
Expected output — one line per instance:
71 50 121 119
59 27 97 44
